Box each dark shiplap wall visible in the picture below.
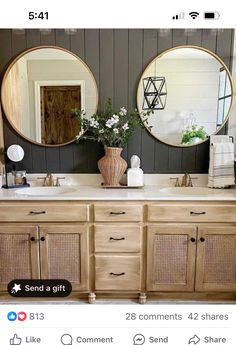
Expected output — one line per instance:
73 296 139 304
0 29 234 173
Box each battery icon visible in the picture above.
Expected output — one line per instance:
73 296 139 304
204 11 220 19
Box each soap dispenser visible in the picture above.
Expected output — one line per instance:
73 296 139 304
127 155 144 187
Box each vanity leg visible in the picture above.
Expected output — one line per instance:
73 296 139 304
88 292 96 304
139 293 147 304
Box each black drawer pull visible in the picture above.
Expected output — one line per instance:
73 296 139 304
30 237 36 242
109 237 125 241
40 237 46 241
190 211 206 216
190 237 196 242
200 237 205 242
110 272 125 276
110 211 126 215
29 211 46 215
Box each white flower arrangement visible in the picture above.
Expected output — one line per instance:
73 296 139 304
72 98 151 148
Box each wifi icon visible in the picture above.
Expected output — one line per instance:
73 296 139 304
189 11 199 19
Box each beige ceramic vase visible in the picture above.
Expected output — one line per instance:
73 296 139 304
98 147 127 186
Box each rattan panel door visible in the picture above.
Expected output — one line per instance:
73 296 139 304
196 225 236 291
147 225 197 291
39 224 89 291
0 224 40 291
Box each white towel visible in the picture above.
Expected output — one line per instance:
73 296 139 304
208 142 235 188
210 135 233 144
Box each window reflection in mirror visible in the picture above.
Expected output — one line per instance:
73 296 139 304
137 46 233 147
1 46 98 146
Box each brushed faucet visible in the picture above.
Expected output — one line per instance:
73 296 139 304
37 173 54 186
181 173 193 187
37 174 65 186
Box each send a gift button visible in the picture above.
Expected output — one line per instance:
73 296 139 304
8 279 72 297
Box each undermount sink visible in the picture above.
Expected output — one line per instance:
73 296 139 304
159 187 217 195
14 186 77 196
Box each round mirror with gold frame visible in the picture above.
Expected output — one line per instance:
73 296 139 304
1 46 98 147
137 45 234 147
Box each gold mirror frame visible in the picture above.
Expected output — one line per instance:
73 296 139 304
1 45 99 147
137 45 234 147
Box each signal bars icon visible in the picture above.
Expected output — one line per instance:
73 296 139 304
172 12 185 20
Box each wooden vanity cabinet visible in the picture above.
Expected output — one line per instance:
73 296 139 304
0 202 89 294
147 202 236 295
195 225 236 292
93 204 143 294
147 224 196 291
39 224 89 291
0 224 40 291
1 200 236 302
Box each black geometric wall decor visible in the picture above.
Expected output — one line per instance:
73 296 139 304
142 77 167 110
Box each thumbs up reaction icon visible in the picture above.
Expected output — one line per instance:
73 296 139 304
10 334 22 345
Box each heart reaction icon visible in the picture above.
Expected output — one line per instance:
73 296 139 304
18 312 27 321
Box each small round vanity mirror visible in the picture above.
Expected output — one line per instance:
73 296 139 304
1 46 98 146
7 144 24 162
137 46 234 146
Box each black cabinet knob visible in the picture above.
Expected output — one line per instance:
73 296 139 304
40 237 46 241
30 236 36 241
200 237 205 242
190 237 196 242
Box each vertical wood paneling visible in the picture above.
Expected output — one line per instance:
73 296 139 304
11 30 27 57
127 29 143 163
31 145 46 172
59 144 74 173
168 147 181 172
55 30 70 50
141 30 158 172
99 29 114 109
195 141 210 173
2 123 17 148
17 136 32 172
26 30 40 48
40 30 56 46
0 29 234 174
84 29 100 92
70 30 85 59
83 29 100 171
114 29 129 162
187 29 202 46
202 29 217 52
46 148 60 172
216 29 233 68
0 30 12 80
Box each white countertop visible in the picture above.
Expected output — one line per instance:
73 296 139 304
1 185 236 201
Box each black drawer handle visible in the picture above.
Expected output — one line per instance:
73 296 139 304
40 237 46 241
190 237 196 242
190 211 206 216
200 237 205 242
110 211 126 215
29 211 46 215
30 236 36 242
109 237 125 241
110 272 125 276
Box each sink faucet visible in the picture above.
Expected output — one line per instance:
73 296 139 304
38 173 54 186
37 174 65 186
181 173 193 187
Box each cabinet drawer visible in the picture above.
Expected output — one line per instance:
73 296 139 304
94 205 142 222
95 255 141 290
95 225 141 252
0 203 88 222
148 204 236 222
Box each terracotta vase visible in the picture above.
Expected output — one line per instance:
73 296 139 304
98 147 127 186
